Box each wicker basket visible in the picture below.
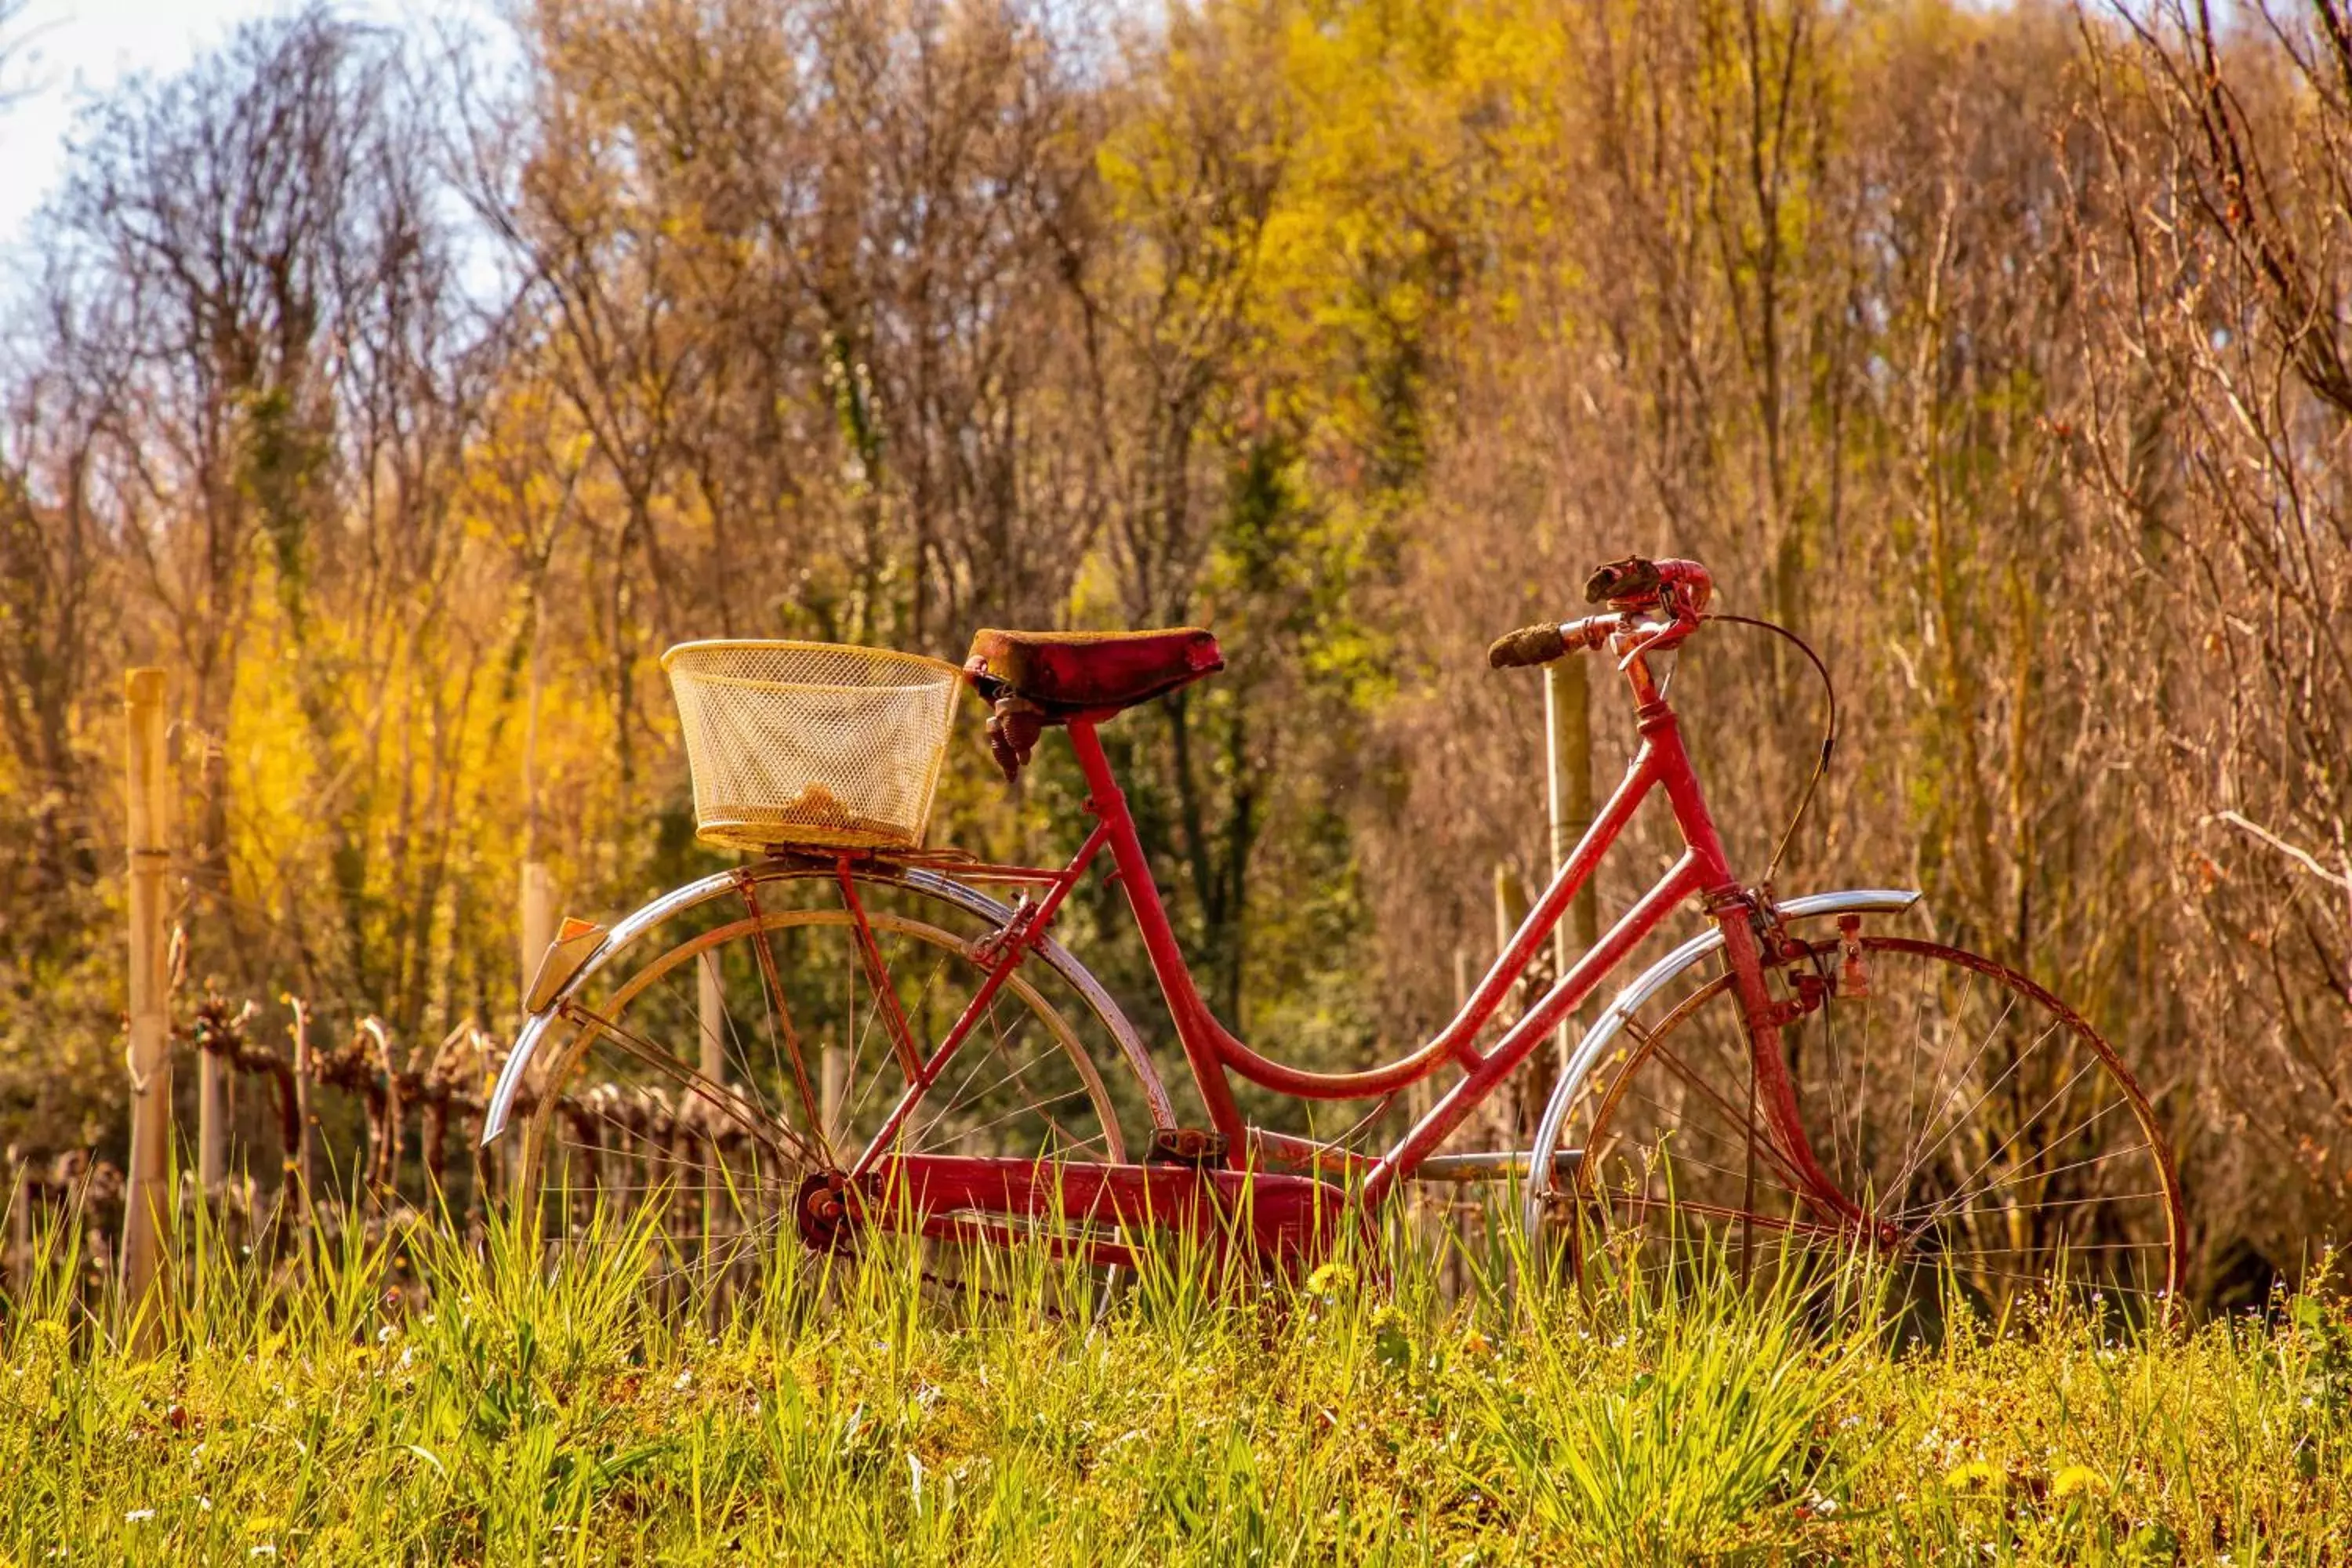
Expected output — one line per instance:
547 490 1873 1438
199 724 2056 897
662 641 964 853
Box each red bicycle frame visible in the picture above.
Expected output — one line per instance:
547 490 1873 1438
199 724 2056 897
839 604 1857 1269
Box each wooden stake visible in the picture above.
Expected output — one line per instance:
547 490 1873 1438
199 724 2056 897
1544 661 1599 1062
197 1030 224 1200
8 1149 28 1299
1492 862 1529 966
1491 864 1528 1142
696 951 725 1265
511 862 557 1217
122 668 172 1345
696 951 726 1083
1415 946 1469 1130
519 862 557 1025
287 999 316 1255
820 1041 846 1152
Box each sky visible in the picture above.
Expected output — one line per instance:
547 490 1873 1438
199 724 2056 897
0 0 1159 263
0 0 470 252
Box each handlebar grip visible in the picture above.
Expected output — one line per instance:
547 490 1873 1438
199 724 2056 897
1487 623 1570 669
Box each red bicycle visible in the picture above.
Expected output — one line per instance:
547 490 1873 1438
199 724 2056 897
484 555 2185 1311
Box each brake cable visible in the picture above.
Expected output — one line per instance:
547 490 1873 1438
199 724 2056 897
1700 613 1839 885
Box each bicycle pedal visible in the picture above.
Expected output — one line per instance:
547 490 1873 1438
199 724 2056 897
1146 1127 1231 1169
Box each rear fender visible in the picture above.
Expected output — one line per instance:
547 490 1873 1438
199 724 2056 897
481 863 1169 1143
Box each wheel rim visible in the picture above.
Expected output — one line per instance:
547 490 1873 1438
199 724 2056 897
1548 936 2183 1321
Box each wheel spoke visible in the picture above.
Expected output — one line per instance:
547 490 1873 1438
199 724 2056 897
1600 1193 1856 1240
515 886 1127 1283
554 998 816 1167
1911 1054 2107 1218
741 882 831 1154
1960 1136 2151 1203
1898 1102 2138 1231
1641 1036 1817 1195
1555 936 2180 1312
1886 988 2023 1200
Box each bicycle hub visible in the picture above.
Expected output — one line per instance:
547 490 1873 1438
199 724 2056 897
795 1170 858 1253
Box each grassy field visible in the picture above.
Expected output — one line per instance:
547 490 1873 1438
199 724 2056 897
2 1207 2347 1566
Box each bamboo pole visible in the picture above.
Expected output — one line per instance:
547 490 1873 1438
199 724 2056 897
122 668 172 1344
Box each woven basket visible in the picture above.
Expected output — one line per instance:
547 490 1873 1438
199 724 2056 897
662 641 963 852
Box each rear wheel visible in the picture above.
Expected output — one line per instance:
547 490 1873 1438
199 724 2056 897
1538 935 2183 1324
510 873 1132 1294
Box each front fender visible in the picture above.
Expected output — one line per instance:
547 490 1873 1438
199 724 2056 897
480 863 1168 1144
1520 887 1925 1243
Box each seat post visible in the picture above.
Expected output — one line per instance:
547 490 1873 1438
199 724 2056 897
1064 720 1250 1144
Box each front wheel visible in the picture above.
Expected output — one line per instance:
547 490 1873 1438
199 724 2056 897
1537 936 2184 1322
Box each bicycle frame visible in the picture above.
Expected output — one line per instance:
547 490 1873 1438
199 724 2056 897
1062 698 1730 1207
835 641 1850 1263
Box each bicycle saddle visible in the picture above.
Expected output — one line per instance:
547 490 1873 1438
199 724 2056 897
965 626 1225 781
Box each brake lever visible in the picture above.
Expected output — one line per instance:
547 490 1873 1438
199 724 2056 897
1613 613 1695 669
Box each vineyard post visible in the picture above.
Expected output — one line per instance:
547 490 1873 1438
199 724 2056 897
1491 864 1528 1146
122 667 172 1343
519 863 557 1025
696 952 724 1083
515 862 557 1202
697 952 724 1241
517 546 553 1133
1412 946 1467 1129
289 1000 315 1252
1465 869 1529 1295
1544 660 1598 1069
821 1045 844 1146
8 1151 27 1296
1412 946 1470 1269
197 1007 224 1200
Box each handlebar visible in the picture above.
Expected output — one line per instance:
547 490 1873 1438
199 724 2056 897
1485 555 1715 670
1486 617 1607 668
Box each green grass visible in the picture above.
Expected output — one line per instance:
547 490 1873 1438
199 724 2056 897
3 1198 2347 1566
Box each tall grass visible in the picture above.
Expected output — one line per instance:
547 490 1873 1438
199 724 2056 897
2 1187 2346 1564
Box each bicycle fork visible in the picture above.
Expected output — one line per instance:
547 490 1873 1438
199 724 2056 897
1713 894 1894 1248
